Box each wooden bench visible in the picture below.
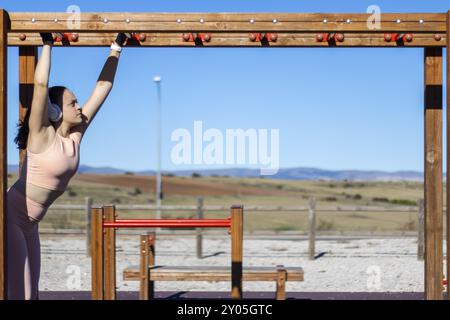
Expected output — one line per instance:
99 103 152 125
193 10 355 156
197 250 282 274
122 233 304 300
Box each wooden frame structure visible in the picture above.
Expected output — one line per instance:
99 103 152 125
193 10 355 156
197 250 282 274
0 10 449 300
91 205 243 300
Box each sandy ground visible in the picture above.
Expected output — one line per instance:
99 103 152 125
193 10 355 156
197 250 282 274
39 234 442 293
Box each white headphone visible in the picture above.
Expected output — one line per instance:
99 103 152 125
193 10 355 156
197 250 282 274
47 96 62 122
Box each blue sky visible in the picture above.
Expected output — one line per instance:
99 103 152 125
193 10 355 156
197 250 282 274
3 0 449 172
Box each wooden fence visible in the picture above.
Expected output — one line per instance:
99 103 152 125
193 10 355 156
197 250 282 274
43 197 432 260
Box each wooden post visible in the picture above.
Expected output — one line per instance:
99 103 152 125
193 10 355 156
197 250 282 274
103 205 116 300
0 9 8 301
276 265 287 300
18 46 37 172
91 206 104 300
230 205 243 299
139 233 155 300
424 46 443 300
139 234 148 300
308 197 316 261
447 10 450 301
417 198 424 261
196 197 204 259
85 197 92 257
147 232 155 299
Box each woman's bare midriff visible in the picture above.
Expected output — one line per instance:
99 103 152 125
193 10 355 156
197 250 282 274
11 179 64 207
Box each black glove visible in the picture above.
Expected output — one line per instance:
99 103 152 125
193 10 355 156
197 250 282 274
40 33 54 44
114 33 129 47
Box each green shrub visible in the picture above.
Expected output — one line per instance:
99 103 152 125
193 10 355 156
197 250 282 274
67 187 77 197
274 225 297 232
390 199 417 206
343 182 366 188
347 213 369 219
373 197 389 203
128 187 142 196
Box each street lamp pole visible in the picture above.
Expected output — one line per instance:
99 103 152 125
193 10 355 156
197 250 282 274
153 75 162 221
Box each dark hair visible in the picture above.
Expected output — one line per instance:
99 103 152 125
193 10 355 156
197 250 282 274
14 86 66 150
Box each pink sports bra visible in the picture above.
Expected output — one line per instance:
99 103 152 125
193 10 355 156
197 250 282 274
19 132 81 192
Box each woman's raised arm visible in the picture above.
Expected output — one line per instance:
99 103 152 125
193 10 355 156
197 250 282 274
77 33 127 135
28 33 54 133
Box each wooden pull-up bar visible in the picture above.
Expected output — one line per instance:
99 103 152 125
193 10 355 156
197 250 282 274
7 31 447 47
5 12 448 48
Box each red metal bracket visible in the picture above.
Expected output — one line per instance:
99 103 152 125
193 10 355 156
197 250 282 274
182 32 212 42
384 33 413 42
54 32 79 42
316 33 345 42
249 32 278 42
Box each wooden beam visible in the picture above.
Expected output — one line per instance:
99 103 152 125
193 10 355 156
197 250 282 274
447 10 450 301
139 235 148 300
0 8 8 301
124 266 304 282
8 32 446 48
8 13 446 33
139 233 155 300
18 47 37 172
103 205 116 300
147 233 155 299
91 206 104 300
230 205 243 299
424 46 443 300
276 266 287 300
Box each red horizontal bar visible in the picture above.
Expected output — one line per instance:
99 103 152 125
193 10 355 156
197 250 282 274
103 219 231 228
116 219 229 223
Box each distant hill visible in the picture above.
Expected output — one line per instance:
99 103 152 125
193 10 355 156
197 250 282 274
7 164 430 181
149 167 426 181
8 164 130 175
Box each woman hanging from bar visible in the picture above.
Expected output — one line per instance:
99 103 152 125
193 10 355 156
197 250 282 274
6 32 128 300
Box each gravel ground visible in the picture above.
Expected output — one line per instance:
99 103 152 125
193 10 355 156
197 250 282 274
39 234 441 293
